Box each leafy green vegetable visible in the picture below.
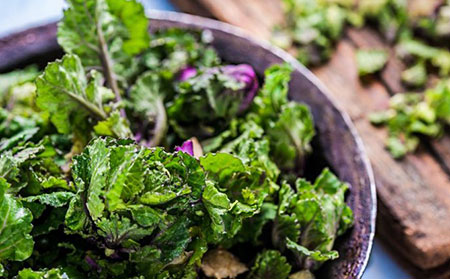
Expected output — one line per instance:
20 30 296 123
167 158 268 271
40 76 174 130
251 64 315 172
273 0 450 160
21 192 75 208
200 152 271 242
93 111 133 138
106 0 150 55
247 250 291 279
36 54 131 144
0 137 71 197
58 0 149 90
143 28 220 75
62 138 265 277
0 113 40 153
267 102 315 171
272 169 353 270
286 238 338 263
0 74 51 155
397 36 450 80
214 120 280 182
65 138 199 276
232 202 277 245
0 179 34 266
401 62 427 88
371 80 450 158
274 0 450 90
36 54 107 133
0 66 39 106
16 268 74 279
168 64 257 139
356 49 388 76
127 71 168 147
274 0 350 65
252 64 293 120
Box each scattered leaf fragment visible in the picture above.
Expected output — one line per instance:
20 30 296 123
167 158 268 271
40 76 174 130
356 49 388 76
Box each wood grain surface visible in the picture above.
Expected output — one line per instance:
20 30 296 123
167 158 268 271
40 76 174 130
170 0 450 276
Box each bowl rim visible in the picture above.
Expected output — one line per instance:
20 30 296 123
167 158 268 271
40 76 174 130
0 10 377 278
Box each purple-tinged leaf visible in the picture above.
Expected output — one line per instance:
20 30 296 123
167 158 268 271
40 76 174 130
178 66 198 81
222 64 259 112
175 140 194 156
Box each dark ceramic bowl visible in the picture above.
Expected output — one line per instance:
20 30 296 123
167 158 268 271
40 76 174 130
0 11 376 279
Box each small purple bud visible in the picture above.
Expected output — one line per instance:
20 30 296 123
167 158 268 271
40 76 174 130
221 64 259 112
178 66 197 81
175 140 194 156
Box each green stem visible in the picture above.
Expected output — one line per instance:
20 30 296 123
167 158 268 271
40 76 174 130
149 98 167 147
96 20 126 119
46 81 107 120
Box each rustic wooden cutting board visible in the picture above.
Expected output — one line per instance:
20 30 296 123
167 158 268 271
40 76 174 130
170 0 450 277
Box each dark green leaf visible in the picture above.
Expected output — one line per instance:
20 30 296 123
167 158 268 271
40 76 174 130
267 102 315 171
35 54 131 146
153 217 191 264
286 238 338 262
0 178 34 262
252 64 292 120
16 267 73 279
58 0 149 84
21 192 75 208
272 169 352 270
127 71 168 146
247 250 291 279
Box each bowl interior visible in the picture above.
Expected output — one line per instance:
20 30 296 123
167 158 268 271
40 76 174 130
0 11 376 279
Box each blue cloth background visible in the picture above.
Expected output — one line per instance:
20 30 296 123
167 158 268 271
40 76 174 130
0 1 411 278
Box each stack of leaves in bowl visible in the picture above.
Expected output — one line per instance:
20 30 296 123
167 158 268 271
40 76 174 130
0 0 353 278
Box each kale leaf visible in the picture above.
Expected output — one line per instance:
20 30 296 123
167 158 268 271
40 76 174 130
168 64 258 139
0 179 34 273
371 80 450 158
127 71 168 147
36 54 131 146
62 138 263 277
58 0 149 90
251 64 315 172
272 169 353 270
356 49 388 76
247 250 291 279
